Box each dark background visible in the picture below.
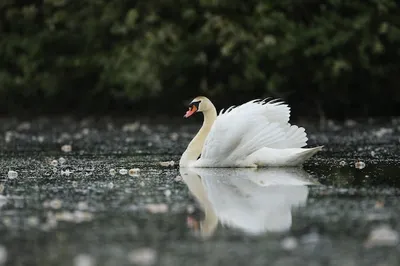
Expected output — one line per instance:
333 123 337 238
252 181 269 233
0 0 399 120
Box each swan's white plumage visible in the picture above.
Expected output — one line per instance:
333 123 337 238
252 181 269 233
197 99 311 167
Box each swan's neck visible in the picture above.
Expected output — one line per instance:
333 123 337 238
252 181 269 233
180 107 217 167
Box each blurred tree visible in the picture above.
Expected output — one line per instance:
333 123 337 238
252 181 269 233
0 0 399 119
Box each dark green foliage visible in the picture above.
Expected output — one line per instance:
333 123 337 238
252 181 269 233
0 0 399 118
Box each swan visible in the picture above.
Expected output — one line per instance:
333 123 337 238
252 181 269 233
180 96 323 168
181 167 317 237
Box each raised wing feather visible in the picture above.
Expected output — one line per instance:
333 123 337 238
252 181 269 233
201 99 307 162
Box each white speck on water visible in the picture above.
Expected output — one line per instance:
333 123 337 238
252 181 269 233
122 122 140 132
49 199 63 209
365 224 399 248
108 182 114 189
17 121 31 131
72 181 78 187
73 254 94 266
355 161 366 169
300 231 320 245
27 216 39 227
37 135 45 143
50 160 58 167
159 161 175 167
164 190 172 197
373 127 393 138
128 248 157 266
145 203 168 213
129 168 140 176
61 144 72 152
344 119 357 127
7 170 18 179
61 169 73 176
339 160 347 166
4 131 12 143
139 181 145 187
77 202 89 210
281 237 298 250
370 150 376 157
58 157 66 164
0 245 7 264
170 132 179 141
119 169 128 175
140 125 152 134
186 205 195 214
174 176 183 182
109 169 116 176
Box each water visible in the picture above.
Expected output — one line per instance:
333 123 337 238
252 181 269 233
1 117 400 265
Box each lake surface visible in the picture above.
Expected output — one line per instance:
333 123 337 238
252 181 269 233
1 117 400 266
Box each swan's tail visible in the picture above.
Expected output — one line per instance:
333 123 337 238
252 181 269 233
247 146 323 167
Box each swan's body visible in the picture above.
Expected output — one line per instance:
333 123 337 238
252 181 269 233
180 96 322 168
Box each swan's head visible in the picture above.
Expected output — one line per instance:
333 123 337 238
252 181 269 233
184 96 212 118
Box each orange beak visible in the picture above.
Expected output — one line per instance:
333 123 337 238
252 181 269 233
184 105 197 118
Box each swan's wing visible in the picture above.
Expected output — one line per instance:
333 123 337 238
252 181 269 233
228 98 291 125
201 99 307 162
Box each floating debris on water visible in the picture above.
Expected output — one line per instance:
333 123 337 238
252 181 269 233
128 248 157 266
122 122 140 132
26 216 39 227
0 245 7 264
109 169 116 176
108 182 114 189
344 119 357 128
119 169 128 175
7 170 18 179
186 205 195 214
339 160 347 166
50 160 58 167
77 202 89 210
355 161 366 169
61 169 73 176
159 161 175 167
164 190 172 197
4 131 12 143
55 211 93 223
73 254 95 266
281 236 298 250
49 199 63 209
169 132 179 141
129 168 141 176
365 224 399 248
61 144 72 152
58 157 66 164
17 121 31 131
145 204 168 213
174 176 183 182
140 124 152 134
300 231 320 245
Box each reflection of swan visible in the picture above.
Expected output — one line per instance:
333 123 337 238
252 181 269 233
180 96 322 167
181 167 317 237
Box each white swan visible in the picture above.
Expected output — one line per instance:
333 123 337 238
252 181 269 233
180 96 323 168
181 167 317 237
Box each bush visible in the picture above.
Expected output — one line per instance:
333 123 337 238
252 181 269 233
0 0 399 119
